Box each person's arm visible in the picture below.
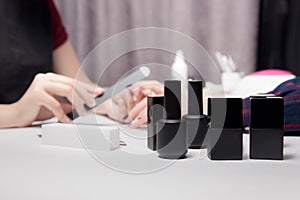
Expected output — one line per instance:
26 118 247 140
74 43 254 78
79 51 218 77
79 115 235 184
0 47 104 129
0 104 19 128
52 40 92 84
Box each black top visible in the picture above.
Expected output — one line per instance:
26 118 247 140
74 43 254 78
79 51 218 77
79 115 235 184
164 80 181 119
250 96 284 129
0 0 53 104
208 98 243 129
188 80 203 115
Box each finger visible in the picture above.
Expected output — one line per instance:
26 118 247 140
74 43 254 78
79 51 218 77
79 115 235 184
89 83 105 96
141 89 155 97
46 81 98 108
132 88 145 103
46 73 104 95
141 84 164 95
126 98 147 123
39 92 71 123
112 89 129 104
118 89 133 111
44 76 100 108
127 81 149 92
128 82 147 100
74 81 104 95
127 92 136 112
44 82 73 97
112 93 121 104
71 91 87 116
112 94 131 121
74 84 96 108
74 82 106 108
112 89 136 115
44 82 77 111
130 108 147 128
44 82 88 110
116 98 128 122
128 81 162 93
129 82 163 102
46 73 75 86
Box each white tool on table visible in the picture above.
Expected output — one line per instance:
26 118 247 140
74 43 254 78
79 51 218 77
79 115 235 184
215 52 243 93
42 121 120 151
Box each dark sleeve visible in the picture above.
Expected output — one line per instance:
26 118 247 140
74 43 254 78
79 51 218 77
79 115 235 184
45 0 68 50
243 78 300 133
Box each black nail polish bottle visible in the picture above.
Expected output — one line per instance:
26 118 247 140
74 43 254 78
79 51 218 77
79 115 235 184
183 80 208 149
147 95 164 151
207 98 243 160
250 96 284 160
157 80 188 159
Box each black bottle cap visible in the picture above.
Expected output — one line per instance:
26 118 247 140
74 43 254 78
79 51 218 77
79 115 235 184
147 96 165 123
208 98 243 129
250 96 284 129
207 97 211 117
164 80 181 119
188 80 203 115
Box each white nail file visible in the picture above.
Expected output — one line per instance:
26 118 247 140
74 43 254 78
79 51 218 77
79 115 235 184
42 123 120 151
90 66 151 110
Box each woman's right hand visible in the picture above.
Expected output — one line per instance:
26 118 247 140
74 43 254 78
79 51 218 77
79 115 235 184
13 73 103 127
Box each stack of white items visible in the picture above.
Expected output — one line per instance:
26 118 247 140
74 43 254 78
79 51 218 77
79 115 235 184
206 70 295 98
42 114 120 151
208 52 296 98
230 70 295 98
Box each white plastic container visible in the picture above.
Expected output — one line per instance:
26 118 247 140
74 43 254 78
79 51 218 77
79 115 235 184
42 123 120 151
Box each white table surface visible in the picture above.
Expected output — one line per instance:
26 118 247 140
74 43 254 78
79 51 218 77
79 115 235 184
0 126 299 200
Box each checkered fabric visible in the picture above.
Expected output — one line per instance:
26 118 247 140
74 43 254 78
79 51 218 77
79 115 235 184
243 78 300 134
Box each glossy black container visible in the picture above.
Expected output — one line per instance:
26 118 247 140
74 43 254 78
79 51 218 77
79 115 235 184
183 80 208 149
207 98 243 160
250 96 284 160
147 96 164 151
157 80 188 159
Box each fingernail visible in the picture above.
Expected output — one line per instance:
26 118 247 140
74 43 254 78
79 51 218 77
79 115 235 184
122 114 128 120
95 87 104 93
130 117 142 127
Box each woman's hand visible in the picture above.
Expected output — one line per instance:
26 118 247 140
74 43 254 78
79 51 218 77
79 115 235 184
13 73 103 127
126 80 163 127
94 80 163 128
